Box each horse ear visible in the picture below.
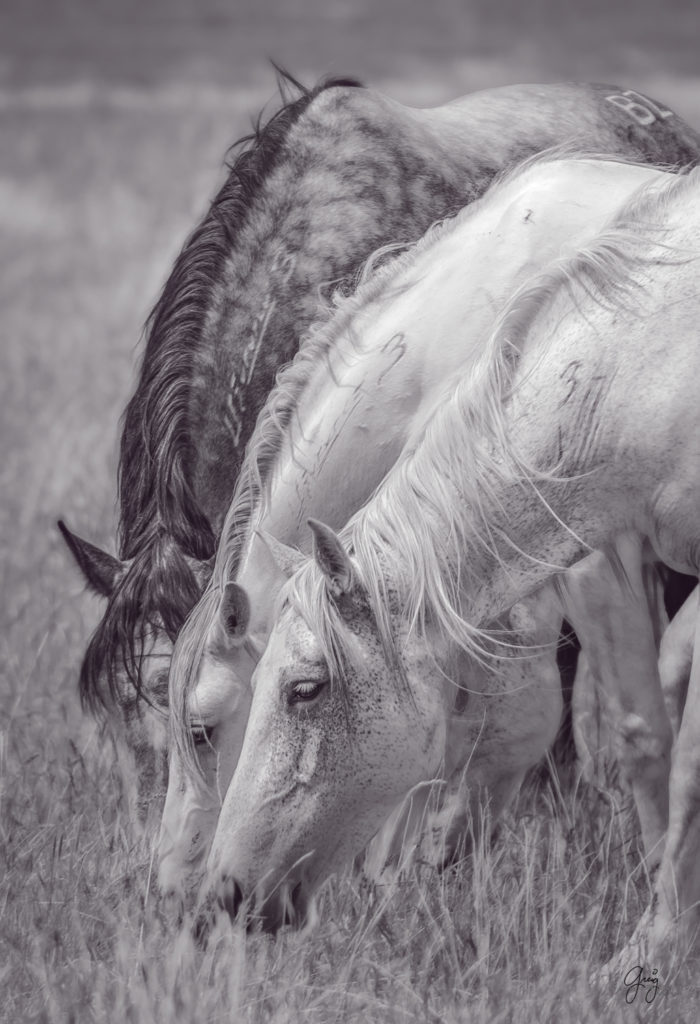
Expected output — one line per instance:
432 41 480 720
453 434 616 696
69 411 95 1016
211 582 251 652
254 530 304 579
308 519 354 598
57 520 124 597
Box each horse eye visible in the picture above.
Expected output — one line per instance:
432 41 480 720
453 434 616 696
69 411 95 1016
289 680 327 705
191 723 215 746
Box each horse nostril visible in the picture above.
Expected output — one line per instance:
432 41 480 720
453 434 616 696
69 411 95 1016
218 874 244 921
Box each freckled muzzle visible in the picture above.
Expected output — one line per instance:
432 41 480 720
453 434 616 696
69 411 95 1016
192 873 308 941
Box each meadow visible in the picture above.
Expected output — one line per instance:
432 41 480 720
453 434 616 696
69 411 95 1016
2 2 700 1020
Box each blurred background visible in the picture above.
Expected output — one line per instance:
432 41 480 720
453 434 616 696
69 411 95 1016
2 0 699 93
0 0 698 786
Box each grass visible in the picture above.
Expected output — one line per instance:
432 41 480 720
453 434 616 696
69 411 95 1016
3 745 698 1022
3 12 700 1020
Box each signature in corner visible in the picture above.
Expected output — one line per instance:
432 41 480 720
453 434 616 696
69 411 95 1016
623 965 660 1005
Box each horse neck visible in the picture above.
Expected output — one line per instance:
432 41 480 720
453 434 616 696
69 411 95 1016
248 157 668 548
361 224 700 643
183 85 529 534
477 306 698 618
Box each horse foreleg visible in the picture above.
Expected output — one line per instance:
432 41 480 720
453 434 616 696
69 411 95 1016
428 586 564 863
621 584 700 968
559 538 673 869
659 585 697 737
570 650 609 786
364 588 563 876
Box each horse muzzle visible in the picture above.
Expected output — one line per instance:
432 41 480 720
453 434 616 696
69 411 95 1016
193 872 308 941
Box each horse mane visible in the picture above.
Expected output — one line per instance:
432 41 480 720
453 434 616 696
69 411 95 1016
118 68 363 564
208 146 648 584
287 165 695 685
80 535 203 715
84 69 363 715
209 239 418 584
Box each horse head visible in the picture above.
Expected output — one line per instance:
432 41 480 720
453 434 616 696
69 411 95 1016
157 530 306 897
58 518 209 816
198 519 450 931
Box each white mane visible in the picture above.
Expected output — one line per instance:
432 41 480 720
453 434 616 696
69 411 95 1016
212 148 661 585
288 166 695 682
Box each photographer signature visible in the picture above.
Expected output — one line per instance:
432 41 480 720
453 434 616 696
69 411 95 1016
623 965 659 1004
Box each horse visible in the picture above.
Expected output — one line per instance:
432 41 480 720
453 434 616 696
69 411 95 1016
158 155 681 899
58 75 700 815
201 167 700 972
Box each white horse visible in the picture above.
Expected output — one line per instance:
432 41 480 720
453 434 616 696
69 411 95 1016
158 155 679 897
202 167 700 969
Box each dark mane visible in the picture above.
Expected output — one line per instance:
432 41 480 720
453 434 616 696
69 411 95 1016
118 68 363 563
85 69 363 714
80 535 204 714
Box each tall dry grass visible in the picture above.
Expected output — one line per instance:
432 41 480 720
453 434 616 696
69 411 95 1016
3 737 698 1022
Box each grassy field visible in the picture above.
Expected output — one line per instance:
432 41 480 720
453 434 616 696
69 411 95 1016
2 3 700 1021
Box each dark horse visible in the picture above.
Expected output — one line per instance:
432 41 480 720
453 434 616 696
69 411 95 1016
59 73 700 812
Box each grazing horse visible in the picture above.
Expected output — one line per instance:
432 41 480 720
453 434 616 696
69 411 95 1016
159 156 677 897
202 168 700 971
58 75 700 812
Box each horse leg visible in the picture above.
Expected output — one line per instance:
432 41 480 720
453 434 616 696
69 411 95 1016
362 780 445 879
427 585 564 863
428 764 532 867
570 650 609 786
658 585 697 737
547 620 579 780
571 572 687 787
620 584 700 968
559 537 673 869
364 587 563 876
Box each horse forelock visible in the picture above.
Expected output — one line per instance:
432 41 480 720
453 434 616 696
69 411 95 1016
284 551 410 713
80 532 203 717
118 71 364 563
